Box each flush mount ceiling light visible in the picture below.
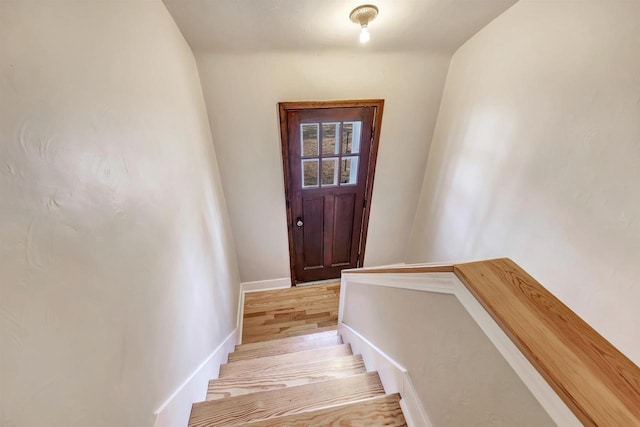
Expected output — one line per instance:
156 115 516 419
349 4 378 44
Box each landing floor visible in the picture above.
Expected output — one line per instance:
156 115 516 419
242 282 340 343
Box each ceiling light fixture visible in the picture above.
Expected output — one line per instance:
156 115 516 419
349 4 378 44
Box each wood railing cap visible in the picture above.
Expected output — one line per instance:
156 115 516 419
344 257 640 426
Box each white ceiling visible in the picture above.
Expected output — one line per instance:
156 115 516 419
163 0 518 54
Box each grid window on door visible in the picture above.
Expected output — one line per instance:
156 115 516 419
300 121 362 189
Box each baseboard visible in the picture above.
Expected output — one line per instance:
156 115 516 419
338 323 432 427
241 277 291 293
152 328 239 427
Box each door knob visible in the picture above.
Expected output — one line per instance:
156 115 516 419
296 218 304 227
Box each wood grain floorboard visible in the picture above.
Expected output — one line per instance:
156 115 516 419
242 325 339 344
260 314 337 327
242 282 340 343
237 393 407 427
243 287 338 303
228 335 342 362
207 354 366 400
244 300 340 318
242 323 339 343
242 311 338 328
242 283 340 343
244 283 340 302
234 330 338 352
242 319 313 331
188 372 384 427
244 299 338 313
219 344 352 377
243 305 338 318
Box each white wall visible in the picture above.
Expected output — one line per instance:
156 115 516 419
343 282 555 426
407 0 640 365
196 52 450 282
0 1 240 426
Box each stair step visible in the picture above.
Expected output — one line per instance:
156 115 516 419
236 393 406 426
242 325 339 344
207 354 366 400
219 343 352 377
188 372 384 427
228 335 342 362
235 330 338 352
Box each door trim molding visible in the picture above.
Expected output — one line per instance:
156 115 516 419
278 99 385 286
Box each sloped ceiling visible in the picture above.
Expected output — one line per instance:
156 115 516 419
163 0 519 54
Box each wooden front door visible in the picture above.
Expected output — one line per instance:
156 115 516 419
279 101 383 284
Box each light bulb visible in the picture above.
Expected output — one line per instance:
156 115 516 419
359 26 370 43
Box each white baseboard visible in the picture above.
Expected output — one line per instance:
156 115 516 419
152 328 239 427
338 323 432 427
241 277 291 293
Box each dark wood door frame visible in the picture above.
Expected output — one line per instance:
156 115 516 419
278 99 384 286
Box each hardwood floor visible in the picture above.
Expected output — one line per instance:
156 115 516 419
242 282 340 343
188 281 407 426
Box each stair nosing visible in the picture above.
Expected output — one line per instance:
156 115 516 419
227 393 405 427
211 354 364 385
235 329 338 351
228 335 343 362
189 372 384 427
207 354 367 400
219 343 352 377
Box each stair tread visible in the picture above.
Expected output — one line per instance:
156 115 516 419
242 325 339 344
219 343 352 377
234 393 406 427
207 354 366 400
188 372 384 427
228 335 343 362
235 330 338 351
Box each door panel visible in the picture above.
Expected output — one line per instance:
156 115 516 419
280 101 383 284
301 197 324 270
331 193 355 266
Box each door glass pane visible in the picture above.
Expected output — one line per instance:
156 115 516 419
342 121 362 154
301 124 319 157
322 122 340 155
302 159 319 188
321 158 338 186
340 156 359 185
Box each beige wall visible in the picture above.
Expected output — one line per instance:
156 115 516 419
343 283 555 426
407 0 640 365
0 1 240 426
196 52 450 282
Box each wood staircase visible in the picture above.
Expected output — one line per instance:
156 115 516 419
188 329 407 426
